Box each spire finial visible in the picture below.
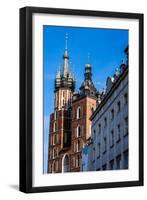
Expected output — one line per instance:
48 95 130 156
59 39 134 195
65 33 68 50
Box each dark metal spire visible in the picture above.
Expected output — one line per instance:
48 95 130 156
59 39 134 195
63 33 69 77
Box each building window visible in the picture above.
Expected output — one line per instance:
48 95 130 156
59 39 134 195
52 148 56 159
92 147 95 162
53 122 57 132
93 129 96 140
98 124 101 134
124 93 128 105
117 101 121 113
76 155 80 168
77 140 80 152
104 117 107 127
123 150 128 169
124 117 128 136
52 161 56 173
111 109 114 120
56 148 59 157
103 137 107 153
77 106 81 119
53 134 57 145
62 99 65 107
117 124 121 142
62 91 65 107
64 132 68 144
110 130 114 147
54 111 57 120
102 164 107 170
63 154 70 172
62 90 65 97
116 155 121 169
109 159 114 170
77 125 81 137
97 143 101 158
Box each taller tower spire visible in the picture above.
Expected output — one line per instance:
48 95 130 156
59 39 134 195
55 33 75 93
63 33 69 77
65 32 68 50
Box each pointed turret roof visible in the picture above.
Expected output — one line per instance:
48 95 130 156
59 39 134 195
55 33 75 92
79 63 97 97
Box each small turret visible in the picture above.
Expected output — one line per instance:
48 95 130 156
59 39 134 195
79 63 97 97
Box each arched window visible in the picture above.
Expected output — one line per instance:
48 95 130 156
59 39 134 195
52 161 56 173
77 106 81 119
52 148 56 159
53 122 57 132
77 140 80 152
62 154 70 172
77 125 81 137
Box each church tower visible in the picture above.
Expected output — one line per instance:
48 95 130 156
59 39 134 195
48 34 75 173
70 63 97 172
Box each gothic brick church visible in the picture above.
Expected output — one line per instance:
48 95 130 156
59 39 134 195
48 36 99 173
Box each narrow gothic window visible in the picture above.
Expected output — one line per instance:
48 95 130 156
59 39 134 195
103 137 107 153
109 160 114 170
77 140 80 152
77 106 81 119
53 122 57 132
104 117 107 127
54 111 57 120
116 155 121 169
77 125 81 137
93 129 96 140
64 132 68 144
76 155 80 167
63 154 70 172
97 143 101 158
52 161 56 173
117 101 121 112
123 150 128 169
93 147 95 162
110 130 114 147
62 98 65 106
111 109 114 120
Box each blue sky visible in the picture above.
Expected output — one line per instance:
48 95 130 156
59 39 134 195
43 25 128 173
